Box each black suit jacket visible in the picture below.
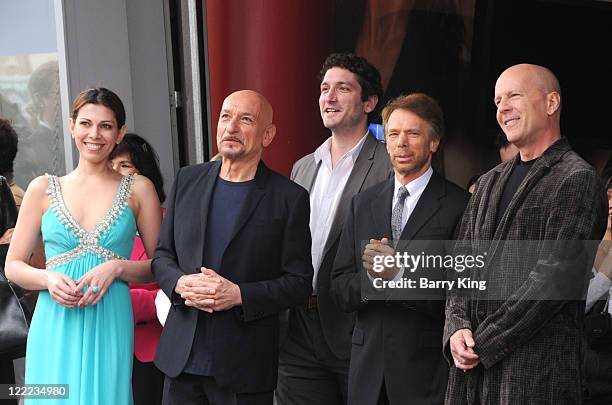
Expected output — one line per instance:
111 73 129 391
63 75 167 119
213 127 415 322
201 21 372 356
331 171 469 405
289 133 391 359
152 160 313 393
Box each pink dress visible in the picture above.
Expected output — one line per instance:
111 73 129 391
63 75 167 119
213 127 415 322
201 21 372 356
128 208 165 363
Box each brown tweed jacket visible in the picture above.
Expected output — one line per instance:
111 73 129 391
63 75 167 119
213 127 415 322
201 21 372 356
443 138 608 404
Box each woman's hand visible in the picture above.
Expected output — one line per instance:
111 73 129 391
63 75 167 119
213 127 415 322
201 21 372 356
598 241 612 280
75 260 124 307
45 271 80 308
0 228 14 244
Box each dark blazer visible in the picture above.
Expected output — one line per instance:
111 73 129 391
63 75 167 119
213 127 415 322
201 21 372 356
332 171 470 405
152 160 313 393
443 138 608 405
289 132 391 359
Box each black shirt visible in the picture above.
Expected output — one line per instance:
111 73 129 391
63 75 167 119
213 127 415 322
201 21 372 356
495 158 537 228
184 176 255 376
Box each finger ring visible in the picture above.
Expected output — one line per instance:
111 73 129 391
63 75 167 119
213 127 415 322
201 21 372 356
92 286 99 293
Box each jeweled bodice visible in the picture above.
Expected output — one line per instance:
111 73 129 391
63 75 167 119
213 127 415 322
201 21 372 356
42 174 136 270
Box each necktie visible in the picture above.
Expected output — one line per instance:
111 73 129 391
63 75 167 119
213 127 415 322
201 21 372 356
391 186 409 243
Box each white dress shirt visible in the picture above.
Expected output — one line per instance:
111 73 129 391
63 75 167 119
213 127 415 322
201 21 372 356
391 166 433 233
309 133 368 292
369 167 433 283
586 270 612 315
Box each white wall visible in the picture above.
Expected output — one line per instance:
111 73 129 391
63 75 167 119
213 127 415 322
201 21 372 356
125 0 177 196
59 0 176 194
61 0 135 127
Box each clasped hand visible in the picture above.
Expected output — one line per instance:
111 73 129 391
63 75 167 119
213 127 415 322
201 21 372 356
176 267 242 313
449 328 480 371
362 237 401 280
46 260 122 308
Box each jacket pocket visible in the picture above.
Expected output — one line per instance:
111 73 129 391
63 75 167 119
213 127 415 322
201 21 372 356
352 327 365 346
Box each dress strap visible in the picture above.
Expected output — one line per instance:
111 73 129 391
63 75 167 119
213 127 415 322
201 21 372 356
118 174 135 207
45 173 59 204
45 173 82 235
94 174 135 238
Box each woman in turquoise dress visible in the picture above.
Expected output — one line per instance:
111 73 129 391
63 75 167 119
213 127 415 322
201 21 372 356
5 87 162 405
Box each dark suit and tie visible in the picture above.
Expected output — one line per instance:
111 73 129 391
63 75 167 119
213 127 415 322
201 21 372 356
331 93 469 405
332 170 469 404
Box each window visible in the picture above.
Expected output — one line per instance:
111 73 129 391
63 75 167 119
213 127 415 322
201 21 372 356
0 0 66 188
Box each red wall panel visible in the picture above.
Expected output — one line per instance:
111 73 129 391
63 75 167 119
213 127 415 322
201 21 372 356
206 0 333 175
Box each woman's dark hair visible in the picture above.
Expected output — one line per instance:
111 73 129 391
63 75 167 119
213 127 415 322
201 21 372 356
109 133 165 203
0 118 18 177
71 87 126 128
604 155 612 191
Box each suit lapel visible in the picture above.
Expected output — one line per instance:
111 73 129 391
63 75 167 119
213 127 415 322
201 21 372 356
295 156 321 193
323 134 382 256
492 140 568 240
479 160 514 240
370 177 394 239
226 160 269 245
400 172 443 242
196 161 222 271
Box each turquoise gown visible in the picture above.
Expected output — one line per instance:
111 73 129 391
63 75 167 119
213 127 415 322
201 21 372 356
25 175 136 405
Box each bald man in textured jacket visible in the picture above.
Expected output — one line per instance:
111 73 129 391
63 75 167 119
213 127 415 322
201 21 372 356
444 64 608 404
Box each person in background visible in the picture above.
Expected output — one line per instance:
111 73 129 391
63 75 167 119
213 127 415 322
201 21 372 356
1 117 31 402
466 173 480 194
110 133 166 405
0 172 19 405
0 117 45 303
496 130 519 163
17 61 64 185
0 118 25 211
584 174 612 404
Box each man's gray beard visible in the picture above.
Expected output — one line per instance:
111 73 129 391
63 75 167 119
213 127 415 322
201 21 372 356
219 148 243 160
